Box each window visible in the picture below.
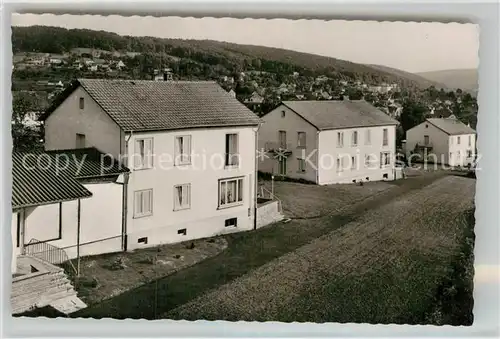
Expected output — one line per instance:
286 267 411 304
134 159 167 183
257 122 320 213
468 135 472 147
336 157 343 172
382 128 388 146
298 158 306 172
16 212 20 248
424 135 430 145
449 152 453 161
134 189 153 218
225 133 239 167
175 135 191 165
281 110 286 118
138 237 148 244
352 131 358 146
79 97 84 109
466 150 473 158
351 156 356 170
174 184 191 211
365 154 372 167
177 229 187 236
365 129 371 145
337 132 344 147
76 133 86 148
278 130 287 148
457 136 461 145
134 138 153 169
219 177 244 208
380 152 391 167
225 218 238 227
297 132 306 148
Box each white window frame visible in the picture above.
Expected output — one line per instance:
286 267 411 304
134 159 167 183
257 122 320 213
365 129 371 145
173 184 191 211
225 133 240 168
424 135 430 145
352 131 358 147
175 135 192 166
380 152 391 168
134 189 153 218
337 132 344 148
382 128 389 146
134 137 153 170
219 177 244 208
457 136 461 145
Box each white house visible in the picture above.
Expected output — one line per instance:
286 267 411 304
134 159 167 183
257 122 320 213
405 117 476 166
258 99 399 185
41 79 262 250
11 148 129 274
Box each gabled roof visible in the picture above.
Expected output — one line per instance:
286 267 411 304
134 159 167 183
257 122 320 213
279 100 399 131
426 118 476 135
12 151 92 210
46 147 130 179
42 79 261 132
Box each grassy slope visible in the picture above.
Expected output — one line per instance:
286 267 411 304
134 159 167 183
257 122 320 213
72 172 448 320
167 175 474 324
369 64 447 89
416 69 478 91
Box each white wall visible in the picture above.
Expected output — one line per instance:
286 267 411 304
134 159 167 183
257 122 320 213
44 86 124 158
20 182 123 260
125 126 257 250
317 125 397 185
406 121 449 164
448 133 476 167
257 104 318 183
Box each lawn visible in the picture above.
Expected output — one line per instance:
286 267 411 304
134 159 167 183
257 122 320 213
166 175 475 324
259 179 394 219
73 173 447 320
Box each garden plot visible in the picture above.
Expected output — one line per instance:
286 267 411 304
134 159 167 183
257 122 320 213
259 179 394 219
167 176 475 323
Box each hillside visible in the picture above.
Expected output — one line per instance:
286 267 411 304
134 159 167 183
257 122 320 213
369 64 447 90
416 69 478 92
12 25 438 90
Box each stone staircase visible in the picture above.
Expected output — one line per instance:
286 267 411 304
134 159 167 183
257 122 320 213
11 256 86 315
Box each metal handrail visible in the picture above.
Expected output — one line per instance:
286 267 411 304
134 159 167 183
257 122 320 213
260 186 283 213
23 238 77 276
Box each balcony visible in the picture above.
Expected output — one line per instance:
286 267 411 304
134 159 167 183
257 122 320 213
264 142 293 156
414 142 433 151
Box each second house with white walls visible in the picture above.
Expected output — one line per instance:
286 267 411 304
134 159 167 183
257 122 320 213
42 78 261 250
257 99 399 185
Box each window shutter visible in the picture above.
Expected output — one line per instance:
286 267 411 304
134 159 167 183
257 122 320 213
134 140 141 170
145 138 153 168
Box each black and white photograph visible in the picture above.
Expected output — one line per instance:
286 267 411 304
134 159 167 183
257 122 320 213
8 12 479 326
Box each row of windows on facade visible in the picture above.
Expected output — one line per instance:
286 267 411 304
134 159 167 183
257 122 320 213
293 151 392 173
133 133 239 169
277 128 389 150
423 134 473 146
133 177 244 218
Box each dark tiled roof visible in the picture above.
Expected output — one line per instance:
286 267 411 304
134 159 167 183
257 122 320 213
46 147 129 179
43 79 261 132
427 118 476 135
281 100 399 131
12 151 92 209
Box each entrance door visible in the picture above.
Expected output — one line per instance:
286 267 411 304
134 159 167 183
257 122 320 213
278 157 287 175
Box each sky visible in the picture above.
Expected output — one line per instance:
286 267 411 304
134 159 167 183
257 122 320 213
11 14 479 73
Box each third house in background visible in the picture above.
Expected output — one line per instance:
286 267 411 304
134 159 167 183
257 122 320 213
405 116 476 167
258 99 399 185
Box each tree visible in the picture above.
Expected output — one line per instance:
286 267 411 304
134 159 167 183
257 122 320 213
400 100 428 133
11 93 44 152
